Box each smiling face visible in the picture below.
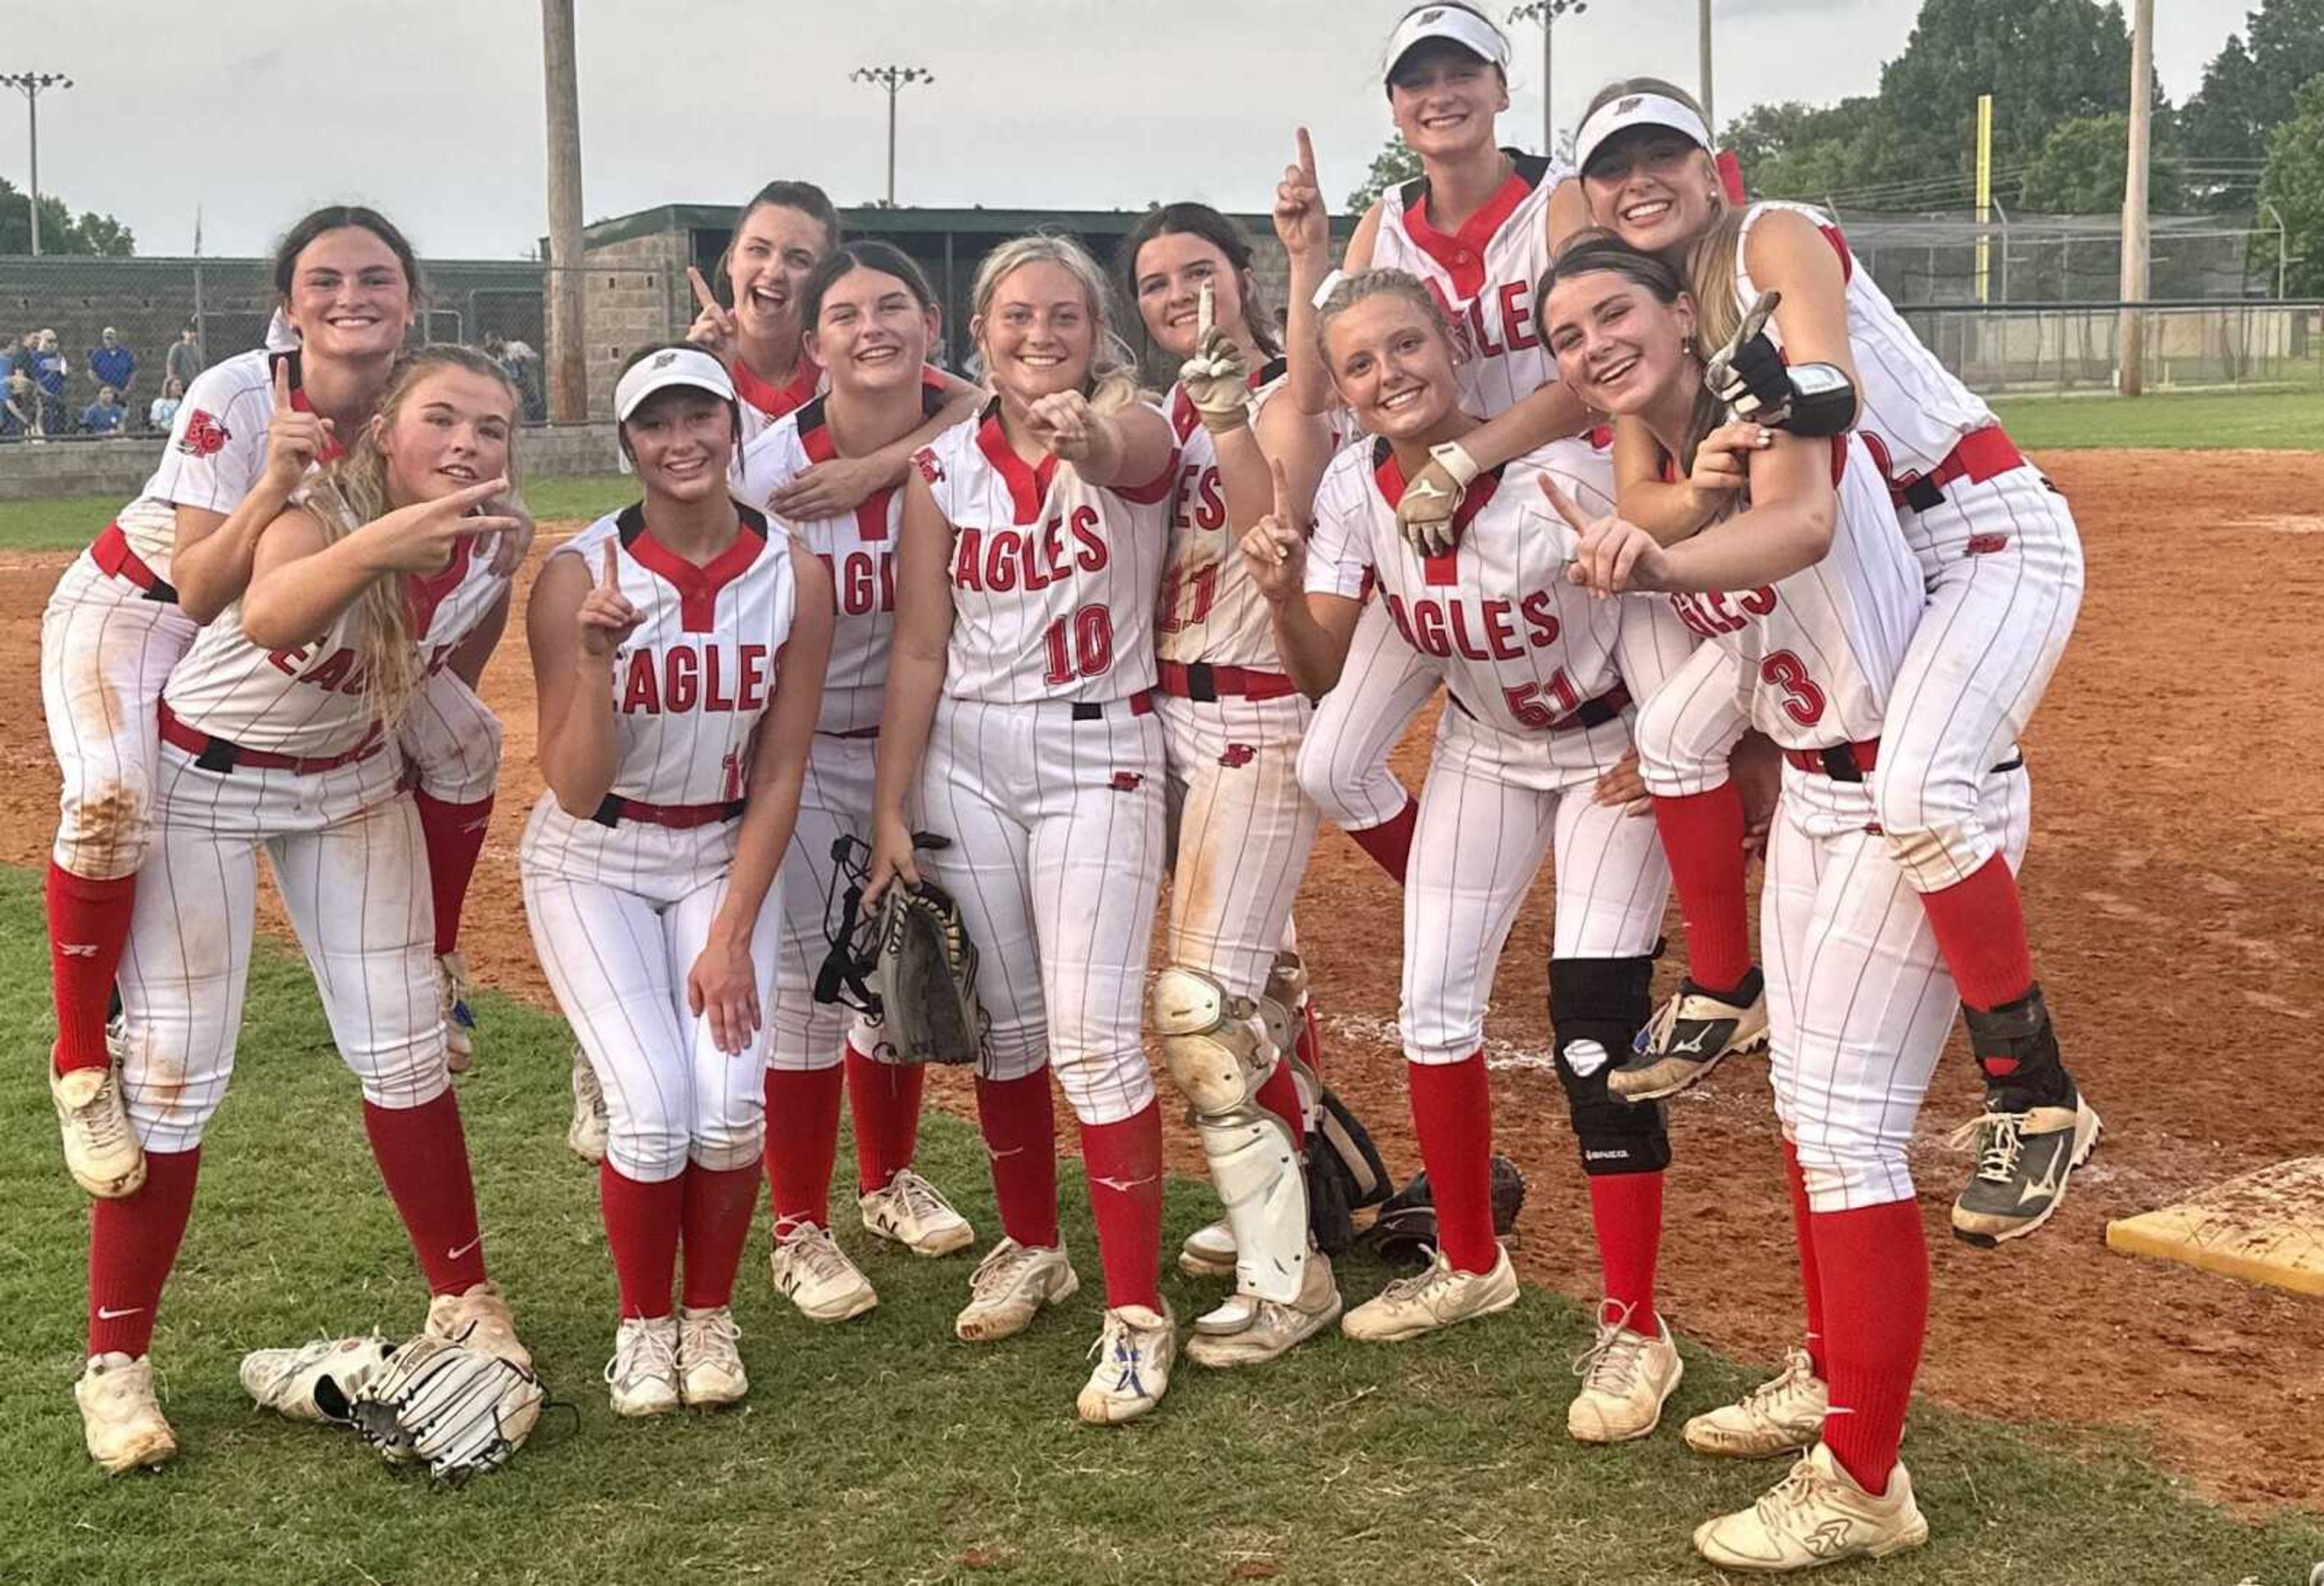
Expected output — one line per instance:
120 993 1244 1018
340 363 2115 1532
1583 128 1725 257
1387 43 1507 163
726 202 832 353
1133 231 1247 361
377 365 516 506
284 226 415 362
1543 267 1696 418
975 260 1097 405
808 264 935 399
1322 292 1461 442
623 387 735 505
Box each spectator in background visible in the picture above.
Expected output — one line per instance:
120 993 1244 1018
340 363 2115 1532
499 335 545 422
148 376 185 434
88 328 137 403
80 387 128 436
2 369 36 439
164 325 205 390
31 330 70 434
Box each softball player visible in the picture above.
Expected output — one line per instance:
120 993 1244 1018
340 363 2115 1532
1573 82 2098 1245
728 241 976 1325
862 234 1181 1425
1245 270 1698 1444
1547 234 2032 1569
73 346 531 1475
1120 202 1345 1365
522 344 832 1415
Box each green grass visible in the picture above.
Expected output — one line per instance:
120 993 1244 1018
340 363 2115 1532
2 867 2320 1585
1992 385 2324 451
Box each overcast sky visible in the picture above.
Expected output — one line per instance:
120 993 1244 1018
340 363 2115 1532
2 0 2245 260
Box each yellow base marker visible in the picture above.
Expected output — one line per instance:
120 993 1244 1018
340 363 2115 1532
2106 1156 2324 1296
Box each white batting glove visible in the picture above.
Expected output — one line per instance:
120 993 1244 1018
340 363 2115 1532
1396 441 1480 556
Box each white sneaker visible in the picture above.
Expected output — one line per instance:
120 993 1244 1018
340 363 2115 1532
954 1237 1080 1343
1075 1302 1177 1425
1177 1217 1236 1280
859 1169 974 1257
1566 1300 1685 1443
566 1045 608 1164
1341 1245 1519 1343
438 952 476 1075
676 1305 747 1407
75 1352 176 1474
425 1279 531 1372
769 1222 878 1322
51 1050 146 1199
1693 1442 1929 1571
240 1334 396 1423
605 1315 681 1417
1684 1346 1829 1460
1185 1250 1342 1368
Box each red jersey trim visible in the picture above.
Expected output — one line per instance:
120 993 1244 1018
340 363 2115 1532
617 503 772 633
974 398 1059 525
1399 154 1540 301
1112 444 1183 506
404 532 477 642
732 356 818 421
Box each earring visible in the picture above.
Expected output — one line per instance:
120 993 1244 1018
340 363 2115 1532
1681 335 1697 356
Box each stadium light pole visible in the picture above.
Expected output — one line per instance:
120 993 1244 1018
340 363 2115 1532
852 65 933 207
2119 0 2153 396
1698 0 1714 131
1 72 73 257
540 0 587 422
1508 2 1586 159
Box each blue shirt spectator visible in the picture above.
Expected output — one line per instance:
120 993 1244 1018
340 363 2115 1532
30 332 67 396
149 378 185 433
82 389 127 434
89 329 136 398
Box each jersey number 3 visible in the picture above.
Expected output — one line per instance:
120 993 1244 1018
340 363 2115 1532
1759 650 1827 727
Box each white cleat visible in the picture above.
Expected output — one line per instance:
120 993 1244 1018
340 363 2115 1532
605 1316 681 1418
1684 1346 1829 1460
1566 1300 1685 1443
1185 1250 1342 1368
1341 1245 1520 1343
676 1305 748 1407
859 1169 975 1257
76 1352 177 1475
51 1050 146 1199
239 1334 396 1423
425 1279 531 1372
1075 1302 1177 1425
1177 1217 1236 1280
769 1222 879 1322
566 1044 609 1164
437 951 476 1075
954 1237 1080 1343
1693 1443 1929 1571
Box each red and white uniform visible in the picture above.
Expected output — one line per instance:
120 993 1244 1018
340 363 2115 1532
520 505 798 1181
907 402 1177 1123
1307 434 1687 1062
730 356 822 453
397 538 514 808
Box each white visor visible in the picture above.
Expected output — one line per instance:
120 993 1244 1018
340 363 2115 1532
614 345 736 421
1575 91 1713 180
263 306 301 352
1385 5 1511 79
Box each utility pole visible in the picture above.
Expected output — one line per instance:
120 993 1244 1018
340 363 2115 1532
540 0 586 422
851 65 934 207
1508 2 1586 158
1 73 73 257
2119 0 2153 395
1699 0 1715 131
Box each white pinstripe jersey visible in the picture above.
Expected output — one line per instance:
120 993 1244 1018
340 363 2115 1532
556 505 798 805
1370 151 1569 421
110 348 343 578
1733 202 1998 561
1664 433 1925 753
412 533 515 681
1308 431 1660 743
913 401 1178 705
732 378 951 734
730 355 822 454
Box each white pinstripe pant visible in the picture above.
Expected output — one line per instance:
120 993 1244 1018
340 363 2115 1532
398 667 505 805
766 732 882 1073
1295 598 1437 831
915 695 1164 1126
1160 692 1318 1001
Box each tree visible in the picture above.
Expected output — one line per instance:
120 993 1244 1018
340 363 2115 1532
2179 0 2324 208
2253 73 2324 295
1347 137 1422 214
1722 97 1888 203
2017 113 2185 212
0 177 135 255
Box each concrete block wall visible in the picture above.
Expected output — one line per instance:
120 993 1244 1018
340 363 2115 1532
579 233 691 419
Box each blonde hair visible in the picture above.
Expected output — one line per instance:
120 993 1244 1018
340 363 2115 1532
1682 208 1750 359
304 345 521 729
970 233 1144 415
1313 268 1459 384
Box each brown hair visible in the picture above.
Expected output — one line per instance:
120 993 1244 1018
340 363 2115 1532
711 180 842 304
1121 203 1283 359
1541 230 1724 475
271 206 424 306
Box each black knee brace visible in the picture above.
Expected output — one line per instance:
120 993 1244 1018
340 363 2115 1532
1549 955 1668 1176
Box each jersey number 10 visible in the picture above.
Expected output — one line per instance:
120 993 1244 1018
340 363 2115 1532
1043 605 1115 686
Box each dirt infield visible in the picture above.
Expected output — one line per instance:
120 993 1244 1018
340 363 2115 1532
6 449 2320 1512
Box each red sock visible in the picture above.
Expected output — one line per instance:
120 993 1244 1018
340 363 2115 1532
1782 1139 1827 1378
678 1162 761 1310
763 1064 844 1232
1915 853 2034 1012
974 1069 1059 1249
412 791 494 957
1649 784 1754 994
362 1092 487 1294
600 1162 684 1319
1586 1172 1663 1333
1811 1198 1928 1495
88 1147 200 1358
1256 1057 1305 1147
1345 797 1418 885
1078 1101 1164 1311
845 1042 924 1193
1406 1053 1497 1273
47 863 136 1075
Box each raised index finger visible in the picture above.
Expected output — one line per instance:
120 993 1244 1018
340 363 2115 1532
600 539 620 590
1735 288 1782 348
687 265 721 315
1536 471 1592 534
1295 126 1318 180
1269 455 1293 521
271 358 292 414
1197 279 1215 341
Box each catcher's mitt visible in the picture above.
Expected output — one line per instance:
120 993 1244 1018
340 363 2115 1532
348 1333 545 1482
1364 1155 1528 1268
1306 1082 1392 1256
870 875 990 1065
